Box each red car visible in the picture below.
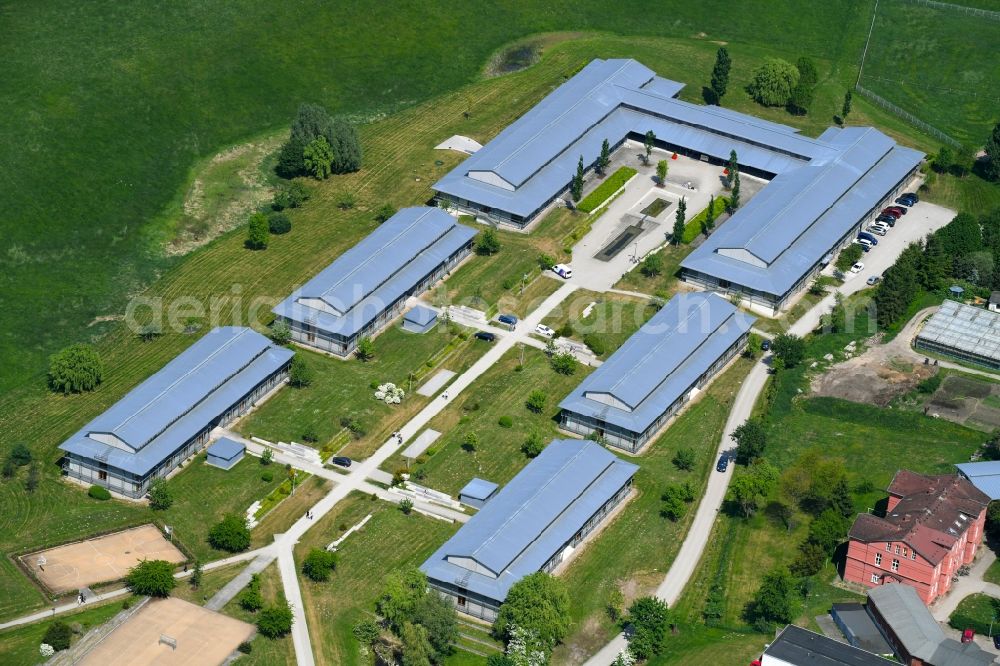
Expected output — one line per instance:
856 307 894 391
962 628 975 643
880 208 903 220
884 205 907 216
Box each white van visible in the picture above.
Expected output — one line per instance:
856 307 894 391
552 264 573 279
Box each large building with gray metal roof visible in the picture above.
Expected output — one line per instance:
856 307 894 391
421 439 638 621
559 292 754 452
272 207 475 356
914 300 1000 370
58 327 293 498
432 58 922 311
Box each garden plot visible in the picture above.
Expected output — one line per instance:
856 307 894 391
927 375 1000 431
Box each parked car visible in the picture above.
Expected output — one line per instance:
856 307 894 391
993 634 1000 649
884 205 907 216
552 264 573 279
866 275 881 286
857 232 878 246
716 455 729 472
851 262 865 273
474 331 496 342
875 214 897 227
855 239 873 252
761 339 771 351
498 313 518 326
331 456 352 468
896 194 918 206
867 225 887 236
880 208 902 220
961 628 975 644
535 323 555 338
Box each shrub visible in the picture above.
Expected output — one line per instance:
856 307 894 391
238 641 253 654
558 322 574 338
260 448 274 466
273 181 310 209
502 277 516 290
672 447 696 471
356 337 375 361
288 355 313 388
301 427 318 443
399 498 414 515
302 548 338 581
48 344 103 394
269 320 291 345
550 351 577 375
268 212 291 235
148 478 173 510
375 203 396 224
336 191 356 209
125 559 176 597
576 167 637 213
88 485 111 501
257 603 294 638
261 471 274 482
42 621 72 651
9 442 32 466
462 432 478 452
583 333 606 356
835 244 864 272
239 574 264 611
917 373 943 394
522 433 544 458
498 416 514 428
208 514 251 553
538 253 556 270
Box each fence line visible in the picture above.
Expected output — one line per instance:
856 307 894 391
898 0 1000 20
854 84 961 147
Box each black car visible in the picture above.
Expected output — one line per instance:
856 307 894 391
993 634 1000 650
474 331 496 342
716 455 729 472
875 214 896 227
331 456 352 468
498 313 518 326
760 339 771 352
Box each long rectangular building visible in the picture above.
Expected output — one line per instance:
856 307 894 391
272 207 475 357
59 327 293 498
559 292 754 452
421 439 637 621
914 300 1000 370
433 58 922 312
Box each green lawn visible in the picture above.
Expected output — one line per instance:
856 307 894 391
613 243 693 299
294 492 458 666
238 323 485 455
383 346 594 495
647 626 765 665
222 562 296 665
540 290 660 358
0 598 130 666
985 559 1000 586
949 593 1000 637
171 562 247 607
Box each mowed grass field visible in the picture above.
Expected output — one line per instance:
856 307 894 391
862 0 1000 147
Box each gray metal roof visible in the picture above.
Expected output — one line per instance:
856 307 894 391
916 300 1000 365
559 292 754 435
58 327 293 477
832 603 894 656
421 439 637 604
764 624 894 665
404 305 438 327
955 461 1000 500
272 207 475 339
459 477 499 501
207 437 245 461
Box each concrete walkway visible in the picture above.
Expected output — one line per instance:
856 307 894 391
205 547 279 612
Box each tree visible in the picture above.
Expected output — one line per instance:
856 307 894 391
731 418 767 464
705 194 717 231
352 619 381 652
401 621 434 666
640 252 663 277
273 181 310 209
570 156 584 202
746 58 799 106
796 57 818 88
787 82 815 116
328 118 363 174
625 596 670 660
239 574 264 611
289 355 313 388
808 508 849 554
47 344 103 394
276 135 307 178
643 131 656 164
413 592 458 662
725 150 739 188
745 567 797 631
260 447 274 466
656 159 668 185
190 559 203 588
790 540 827 577
125 559 176 597
399 498 414 515
303 136 334 179
874 244 921 328
9 442 32 466
671 197 686 245
660 484 689 521
549 351 576 375
835 243 864 272
494 572 570 650
728 460 778 518
257 602 294 638
841 89 852 123
476 229 501 256
283 103 362 177
502 625 548 666
525 389 547 413
148 478 173 510
709 47 731 104
745 332 763 359
983 121 1000 182
356 337 375 361
772 333 806 368
934 145 956 174
729 169 741 211
375 203 396 223
336 191 357 210
268 212 291 234
462 432 479 453
302 548 338 581
208 514 251 553
377 566 427 632
830 477 855 518
245 212 269 250
42 621 72 651
673 447 695 471
522 432 544 458
270 319 291 345
598 138 611 175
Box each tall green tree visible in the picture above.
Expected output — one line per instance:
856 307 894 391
625 597 670 660
730 170 741 211
303 136 334 179
983 122 1000 182
208 514 251 552
257 602 294 638
476 228 501 256
725 150 739 188
493 572 570 651
732 418 767 464
125 559 176 597
148 478 173 510
705 194 717 231
401 622 434 666
746 58 799 106
413 592 458 662
796 57 818 88
644 130 656 164
598 138 611 175
671 197 686 245
570 156 584 202
709 47 731 104
245 212 269 250
47 344 103 394
874 243 921 327
919 234 949 290
745 567 797 631
656 159 668 185
377 566 427 632
772 333 806 368
841 89 853 123
728 460 778 518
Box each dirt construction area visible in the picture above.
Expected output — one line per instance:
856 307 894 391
22 524 185 594
79 597 254 666
811 335 936 406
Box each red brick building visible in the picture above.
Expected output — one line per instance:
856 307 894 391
844 470 989 604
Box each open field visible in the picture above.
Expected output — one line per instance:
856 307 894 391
221 562 296 666
294 492 458 666
0 597 129 666
382 346 594 495
23 524 185 595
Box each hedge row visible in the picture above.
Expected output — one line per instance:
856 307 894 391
682 196 730 243
576 167 637 213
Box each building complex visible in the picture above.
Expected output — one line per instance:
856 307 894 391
558 292 754 452
845 470 988 604
433 58 922 312
58 327 293 498
272 207 475 357
421 439 637 621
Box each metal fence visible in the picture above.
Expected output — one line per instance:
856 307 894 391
900 0 1000 20
854 84 962 147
